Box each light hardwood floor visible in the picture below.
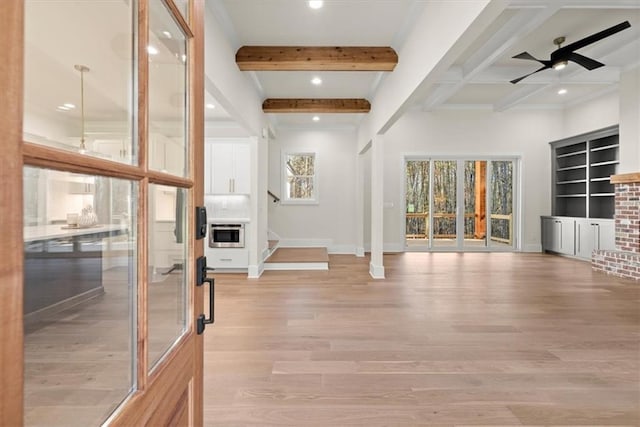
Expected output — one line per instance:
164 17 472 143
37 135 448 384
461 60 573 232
204 252 640 426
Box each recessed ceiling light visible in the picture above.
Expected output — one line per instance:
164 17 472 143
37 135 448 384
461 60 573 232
162 31 172 39
308 0 323 9
56 105 71 111
147 45 159 55
206 103 216 109
558 88 568 95
181 54 187 63
63 103 76 109
312 116 320 122
311 76 322 86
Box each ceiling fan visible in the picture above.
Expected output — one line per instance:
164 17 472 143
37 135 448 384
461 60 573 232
510 20 631 84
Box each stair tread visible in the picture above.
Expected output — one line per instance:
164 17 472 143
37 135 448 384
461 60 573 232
265 247 328 263
268 239 279 249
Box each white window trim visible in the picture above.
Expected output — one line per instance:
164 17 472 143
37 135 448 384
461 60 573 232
281 150 319 205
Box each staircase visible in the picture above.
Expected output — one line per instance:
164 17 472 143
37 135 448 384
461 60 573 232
264 230 329 271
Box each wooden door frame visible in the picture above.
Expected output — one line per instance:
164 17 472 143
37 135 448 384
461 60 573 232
0 0 25 425
0 0 205 424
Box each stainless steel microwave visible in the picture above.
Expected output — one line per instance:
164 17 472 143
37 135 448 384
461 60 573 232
209 223 245 248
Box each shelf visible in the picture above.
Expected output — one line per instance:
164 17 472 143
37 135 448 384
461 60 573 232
590 144 619 152
590 177 611 182
556 194 586 198
557 165 587 171
556 150 587 158
590 193 615 197
590 160 619 167
557 179 587 185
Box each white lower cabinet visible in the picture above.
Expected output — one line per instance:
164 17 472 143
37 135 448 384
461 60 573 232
541 216 575 256
206 248 249 269
542 216 615 260
575 219 615 259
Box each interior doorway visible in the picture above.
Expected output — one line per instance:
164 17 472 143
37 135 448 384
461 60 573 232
404 157 517 251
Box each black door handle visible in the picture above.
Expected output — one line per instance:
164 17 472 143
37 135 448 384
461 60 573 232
197 277 214 335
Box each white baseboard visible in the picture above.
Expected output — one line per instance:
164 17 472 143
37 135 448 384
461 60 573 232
383 243 405 253
328 244 356 254
356 246 365 257
247 263 264 278
279 238 333 248
369 262 385 279
523 243 542 253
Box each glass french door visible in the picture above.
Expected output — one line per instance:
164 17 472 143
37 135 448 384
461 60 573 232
2 1 206 426
405 158 517 251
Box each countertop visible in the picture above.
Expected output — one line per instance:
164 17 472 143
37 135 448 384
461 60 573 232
209 218 250 224
24 224 128 242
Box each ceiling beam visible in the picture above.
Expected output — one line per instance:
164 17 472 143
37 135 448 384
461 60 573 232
236 46 398 71
262 98 371 113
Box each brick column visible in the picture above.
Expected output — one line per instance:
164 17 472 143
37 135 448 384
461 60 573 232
592 172 640 280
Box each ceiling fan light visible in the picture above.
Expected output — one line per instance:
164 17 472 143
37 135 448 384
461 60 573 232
553 60 568 71
308 0 323 9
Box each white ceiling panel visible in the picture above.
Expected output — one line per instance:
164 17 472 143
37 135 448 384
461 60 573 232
255 71 380 98
447 84 517 105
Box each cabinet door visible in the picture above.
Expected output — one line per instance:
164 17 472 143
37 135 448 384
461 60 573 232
594 220 615 251
232 143 251 194
541 218 555 252
211 143 234 194
575 219 594 259
558 218 575 256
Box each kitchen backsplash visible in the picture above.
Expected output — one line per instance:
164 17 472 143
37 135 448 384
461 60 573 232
205 194 250 220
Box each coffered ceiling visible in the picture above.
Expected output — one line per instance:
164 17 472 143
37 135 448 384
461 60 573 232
207 0 640 129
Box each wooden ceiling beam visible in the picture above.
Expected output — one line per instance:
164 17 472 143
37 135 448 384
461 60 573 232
237 46 398 71
262 98 371 113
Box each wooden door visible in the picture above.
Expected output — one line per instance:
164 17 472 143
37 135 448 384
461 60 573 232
0 0 205 425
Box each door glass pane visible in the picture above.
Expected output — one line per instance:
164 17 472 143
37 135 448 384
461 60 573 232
405 160 429 248
490 161 514 248
23 0 135 165
464 161 488 248
148 1 188 177
148 185 189 371
23 167 137 426
433 160 457 247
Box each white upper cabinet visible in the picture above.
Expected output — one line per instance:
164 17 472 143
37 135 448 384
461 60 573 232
205 141 250 195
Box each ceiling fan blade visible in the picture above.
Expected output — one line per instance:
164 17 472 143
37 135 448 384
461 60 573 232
510 65 551 84
512 52 552 67
567 52 605 70
560 21 631 53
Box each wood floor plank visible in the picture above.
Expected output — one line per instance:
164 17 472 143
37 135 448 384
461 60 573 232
266 247 329 263
204 253 640 426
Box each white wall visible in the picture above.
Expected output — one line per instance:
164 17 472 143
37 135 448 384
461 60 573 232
268 128 358 253
383 109 564 252
619 67 640 173
562 91 619 140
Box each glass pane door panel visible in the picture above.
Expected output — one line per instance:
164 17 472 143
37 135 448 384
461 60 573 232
148 185 189 371
23 167 137 426
433 160 457 247
23 0 135 164
148 1 188 177
405 160 430 248
464 161 488 248
490 161 514 248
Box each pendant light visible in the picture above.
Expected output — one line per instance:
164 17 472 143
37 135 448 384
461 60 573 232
74 64 90 154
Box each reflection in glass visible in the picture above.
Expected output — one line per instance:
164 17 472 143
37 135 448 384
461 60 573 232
491 161 514 247
23 0 134 164
23 167 137 426
464 161 488 248
149 2 188 177
433 160 457 247
405 160 430 247
148 185 189 370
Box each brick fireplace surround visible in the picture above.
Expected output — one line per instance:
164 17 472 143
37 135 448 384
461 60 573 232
592 172 640 280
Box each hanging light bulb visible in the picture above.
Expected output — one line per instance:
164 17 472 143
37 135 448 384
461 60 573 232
74 64 90 154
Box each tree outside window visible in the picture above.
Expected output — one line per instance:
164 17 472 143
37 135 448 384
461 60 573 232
284 152 317 203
